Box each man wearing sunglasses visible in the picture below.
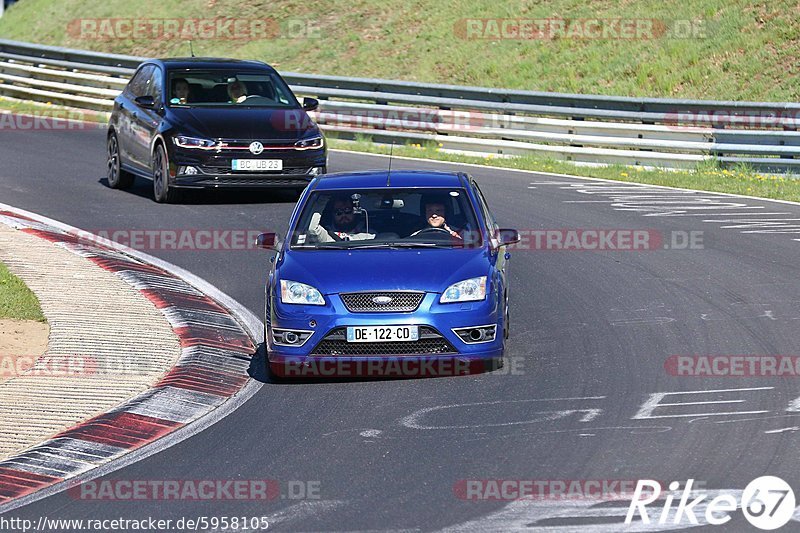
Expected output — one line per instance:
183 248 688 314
308 196 375 243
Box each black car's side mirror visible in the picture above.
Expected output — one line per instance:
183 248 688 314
256 232 282 251
134 95 156 109
497 229 521 246
302 97 319 112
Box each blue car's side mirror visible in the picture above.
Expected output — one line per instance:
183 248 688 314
256 232 282 251
497 229 520 246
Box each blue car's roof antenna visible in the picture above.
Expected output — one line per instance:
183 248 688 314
386 142 394 186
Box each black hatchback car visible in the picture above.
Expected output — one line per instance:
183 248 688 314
107 58 327 202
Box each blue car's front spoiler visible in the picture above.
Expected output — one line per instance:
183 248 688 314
266 292 504 377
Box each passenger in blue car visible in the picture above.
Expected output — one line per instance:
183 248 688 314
308 195 376 242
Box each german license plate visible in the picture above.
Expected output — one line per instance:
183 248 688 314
346 325 419 343
232 159 283 171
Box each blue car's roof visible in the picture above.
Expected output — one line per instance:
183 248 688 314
312 170 467 191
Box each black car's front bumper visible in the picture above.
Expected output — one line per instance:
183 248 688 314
168 145 327 189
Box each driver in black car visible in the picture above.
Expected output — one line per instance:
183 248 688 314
412 195 462 239
227 80 248 103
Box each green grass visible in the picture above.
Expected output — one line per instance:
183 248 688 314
0 262 46 322
329 137 800 202
0 0 798 101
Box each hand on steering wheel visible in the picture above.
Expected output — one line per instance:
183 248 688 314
410 227 453 237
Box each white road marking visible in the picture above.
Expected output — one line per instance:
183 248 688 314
764 427 800 434
401 397 606 430
632 388 773 420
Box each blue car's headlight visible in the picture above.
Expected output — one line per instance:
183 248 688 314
440 276 487 304
172 135 217 150
280 280 325 305
294 135 324 150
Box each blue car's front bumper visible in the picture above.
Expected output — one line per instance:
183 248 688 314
266 291 504 377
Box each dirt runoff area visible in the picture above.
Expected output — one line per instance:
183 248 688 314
0 319 49 385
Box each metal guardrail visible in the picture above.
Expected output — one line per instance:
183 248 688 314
1 38 798 172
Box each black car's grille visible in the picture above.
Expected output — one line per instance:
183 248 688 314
310 326 457 356
340 291 424 313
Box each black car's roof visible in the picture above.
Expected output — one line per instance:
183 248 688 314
148 58 276 71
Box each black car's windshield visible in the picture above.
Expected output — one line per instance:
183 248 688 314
290 188 483 249
167 70 299 108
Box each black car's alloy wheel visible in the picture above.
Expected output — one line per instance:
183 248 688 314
152 144 179 203
106 133 134 189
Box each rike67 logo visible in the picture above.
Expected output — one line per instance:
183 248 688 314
626 477 796 530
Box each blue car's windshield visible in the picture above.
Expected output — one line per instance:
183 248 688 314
290 188 483 249
166 70 299 108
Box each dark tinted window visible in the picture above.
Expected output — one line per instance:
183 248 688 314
147 66 164 102
165 69 300 107
127 65 154 98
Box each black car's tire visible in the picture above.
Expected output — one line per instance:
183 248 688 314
152 144 179 203
107 132 134 189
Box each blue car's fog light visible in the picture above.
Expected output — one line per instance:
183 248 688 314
271 328 314 347
452 325 497 344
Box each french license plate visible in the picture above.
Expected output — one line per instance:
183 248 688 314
232 159 283 171
346 325 419 343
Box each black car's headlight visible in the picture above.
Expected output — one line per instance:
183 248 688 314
172 135 217 150
294 135 325 150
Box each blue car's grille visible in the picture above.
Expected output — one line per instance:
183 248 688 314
340 291 424 313
310 326 456 356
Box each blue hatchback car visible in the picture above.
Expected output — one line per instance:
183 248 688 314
258 170 520 378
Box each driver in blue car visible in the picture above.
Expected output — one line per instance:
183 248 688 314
308 196 375 242
412 195 462 239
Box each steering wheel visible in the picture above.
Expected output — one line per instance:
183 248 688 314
410 227 453 237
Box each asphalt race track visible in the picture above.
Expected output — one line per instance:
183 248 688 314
4 125 800 531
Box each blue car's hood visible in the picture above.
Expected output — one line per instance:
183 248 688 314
278 248 490 294
167 107 318 141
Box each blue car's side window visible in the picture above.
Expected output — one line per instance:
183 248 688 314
471 181 498 236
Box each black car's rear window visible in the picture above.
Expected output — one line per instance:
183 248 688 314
167 70 299 108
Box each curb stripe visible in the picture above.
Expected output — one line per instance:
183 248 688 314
0 209 258 506
0 468 61 502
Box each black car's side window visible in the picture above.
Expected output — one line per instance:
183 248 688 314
147 66 164 103
126 65 154 98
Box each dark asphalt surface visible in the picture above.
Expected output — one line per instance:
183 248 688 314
3 126 800 531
